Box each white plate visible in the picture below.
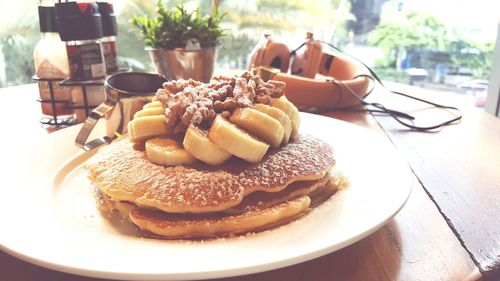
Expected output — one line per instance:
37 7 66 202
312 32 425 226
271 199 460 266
0 113 412 280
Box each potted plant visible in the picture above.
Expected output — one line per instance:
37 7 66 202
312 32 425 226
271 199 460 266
131 0 226 82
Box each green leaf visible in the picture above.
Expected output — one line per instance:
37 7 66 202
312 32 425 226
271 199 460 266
131 1 225 49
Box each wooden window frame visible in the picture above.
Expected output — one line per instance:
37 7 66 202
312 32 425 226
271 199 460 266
485 22 500 117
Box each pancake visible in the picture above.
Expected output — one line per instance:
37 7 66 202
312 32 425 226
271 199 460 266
96 173 340 239
87 73 341 239
223 171 333 215
130 196 311 239
87 134 335 213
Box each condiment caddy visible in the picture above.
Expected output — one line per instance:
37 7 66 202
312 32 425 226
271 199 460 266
34 0 118 127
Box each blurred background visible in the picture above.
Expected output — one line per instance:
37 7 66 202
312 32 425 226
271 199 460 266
1 0 498 107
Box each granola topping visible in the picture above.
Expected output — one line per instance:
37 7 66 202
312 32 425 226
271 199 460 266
155 72 286 133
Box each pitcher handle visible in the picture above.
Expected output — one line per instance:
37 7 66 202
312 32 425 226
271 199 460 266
75 98 117 151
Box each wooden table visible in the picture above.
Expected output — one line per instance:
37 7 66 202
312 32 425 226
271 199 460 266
1 83 499 281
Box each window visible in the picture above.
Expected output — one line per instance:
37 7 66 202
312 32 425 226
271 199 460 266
1 0 499 113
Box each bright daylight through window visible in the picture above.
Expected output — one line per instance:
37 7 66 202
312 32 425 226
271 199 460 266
1 0 499 114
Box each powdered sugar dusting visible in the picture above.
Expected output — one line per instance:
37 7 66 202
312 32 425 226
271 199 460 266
87 135 335 213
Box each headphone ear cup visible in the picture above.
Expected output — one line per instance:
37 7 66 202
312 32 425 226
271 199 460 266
318 52 334 76
288 40 323 78
249 47 266 69
290 53 306 75
301 41 323 78
260 42 291 73
321 53 361 80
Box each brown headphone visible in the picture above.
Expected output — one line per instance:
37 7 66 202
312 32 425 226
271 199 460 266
249 33 371 110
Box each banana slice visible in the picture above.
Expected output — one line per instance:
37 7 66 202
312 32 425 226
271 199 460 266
208 115 269 163
128 115 170 143
252 103 292 145
230 107 284 148
145 137 197 166
143 101 162 109
288 101 301 140
133 107 164 119
270 96 300 140
183 124 232 165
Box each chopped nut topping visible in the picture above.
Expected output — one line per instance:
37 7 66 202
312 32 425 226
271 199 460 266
155 72 285 133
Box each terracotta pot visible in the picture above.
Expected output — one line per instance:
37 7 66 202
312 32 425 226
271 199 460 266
147 47 216 83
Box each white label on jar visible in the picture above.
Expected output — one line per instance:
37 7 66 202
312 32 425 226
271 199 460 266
91 63 106 78
66 43 106 80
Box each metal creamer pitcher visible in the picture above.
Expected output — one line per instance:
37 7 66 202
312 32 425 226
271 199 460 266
75 72 166 150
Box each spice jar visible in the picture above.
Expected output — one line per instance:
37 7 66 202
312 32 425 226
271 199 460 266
97 1 119 74
34 0 73 123
55 1 107 123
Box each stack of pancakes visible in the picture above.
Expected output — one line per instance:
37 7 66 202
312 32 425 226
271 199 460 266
87 134 338 239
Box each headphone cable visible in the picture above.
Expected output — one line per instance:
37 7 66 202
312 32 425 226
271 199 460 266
314 40 463 131
334 74 462 130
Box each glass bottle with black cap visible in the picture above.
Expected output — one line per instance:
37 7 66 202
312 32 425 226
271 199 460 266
97 1 118 75
55 1 106 123
55 1 106 81
34 0 73 123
